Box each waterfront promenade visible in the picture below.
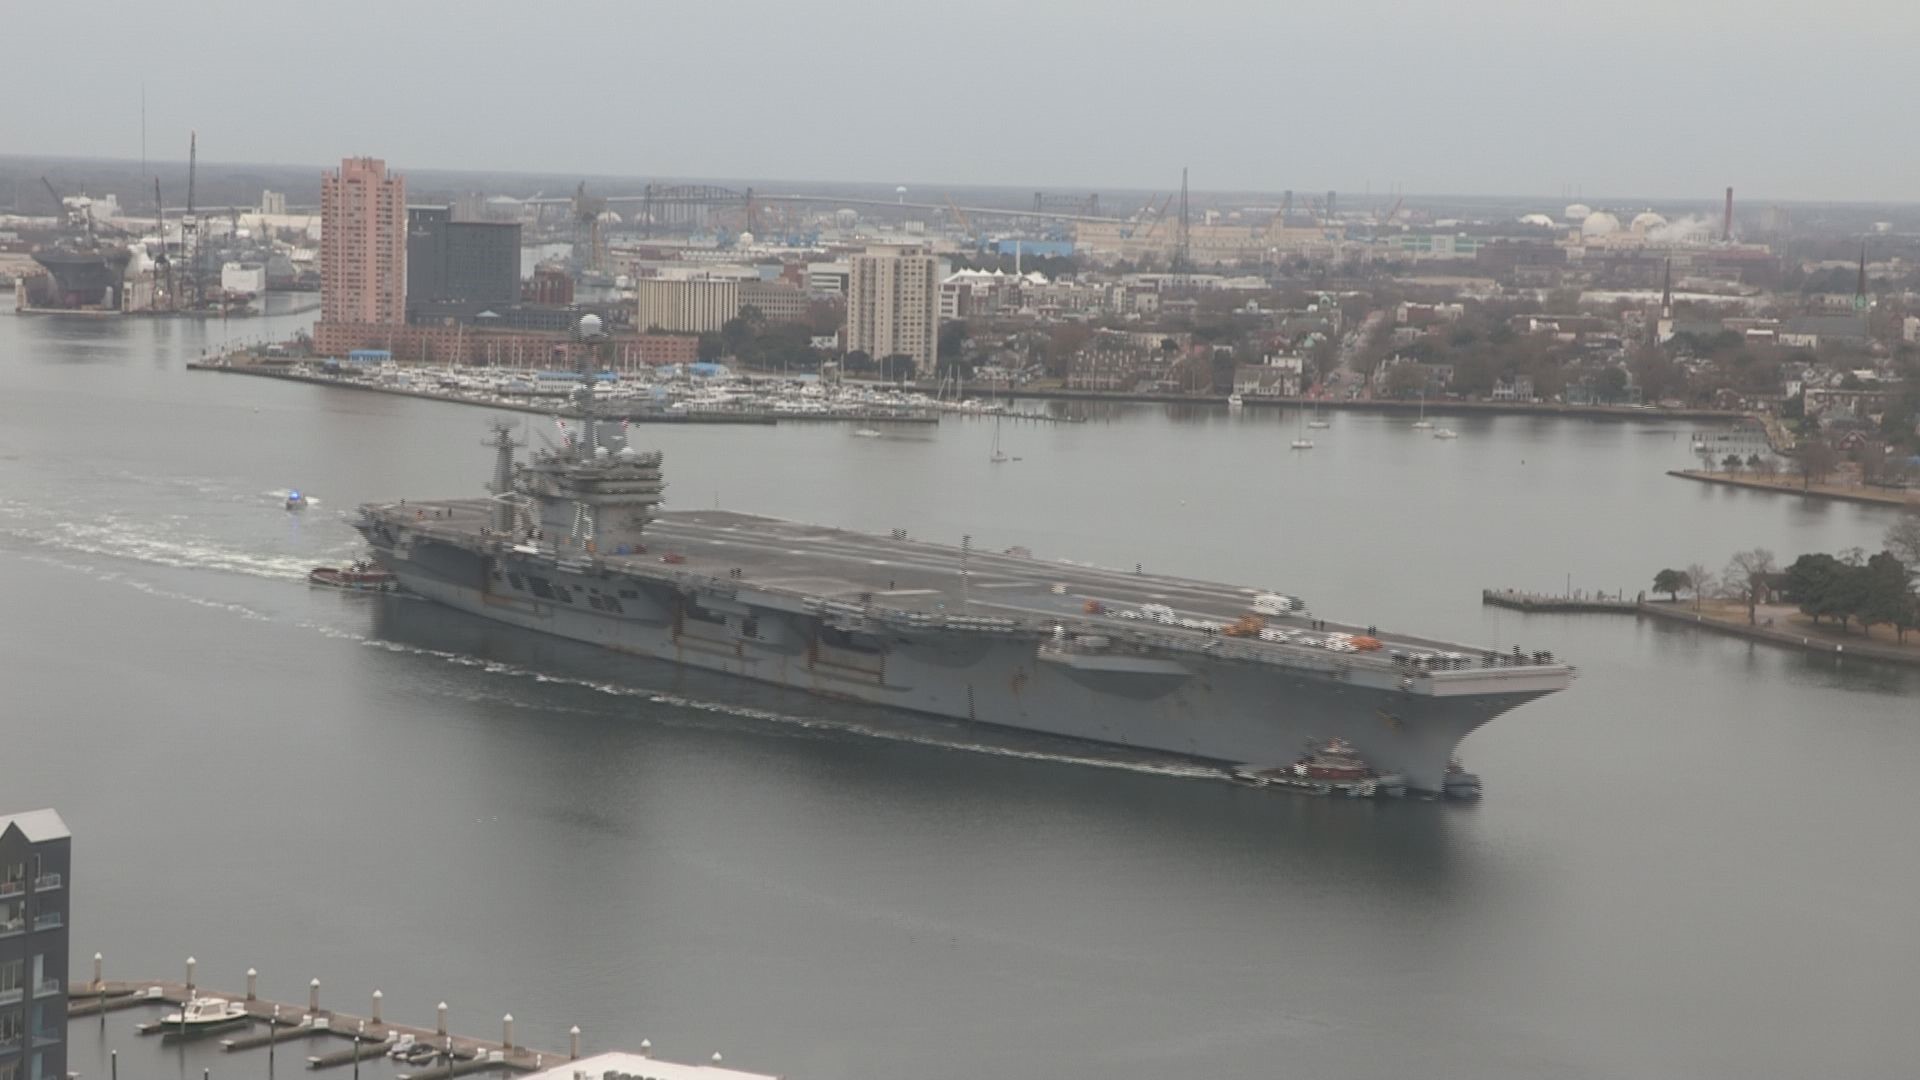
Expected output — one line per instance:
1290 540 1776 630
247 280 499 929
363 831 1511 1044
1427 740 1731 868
1483 590 1920 667
1668 469 1920 509
995 385 1746 421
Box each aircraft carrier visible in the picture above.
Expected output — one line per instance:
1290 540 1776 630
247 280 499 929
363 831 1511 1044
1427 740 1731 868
357 326 1572 795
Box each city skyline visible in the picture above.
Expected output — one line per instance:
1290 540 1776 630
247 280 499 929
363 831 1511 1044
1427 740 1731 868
7 0 1920 203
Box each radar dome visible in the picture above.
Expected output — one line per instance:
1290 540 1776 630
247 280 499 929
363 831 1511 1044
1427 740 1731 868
578 313 603 336
1581 211 1621 238
736 231 755 246
1518 213 1556 228
1630 211 1667 233
1564 203 1592 222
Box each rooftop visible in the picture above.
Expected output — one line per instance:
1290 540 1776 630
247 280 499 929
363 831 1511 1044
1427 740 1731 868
0 808 70 843
522 1050 779 1080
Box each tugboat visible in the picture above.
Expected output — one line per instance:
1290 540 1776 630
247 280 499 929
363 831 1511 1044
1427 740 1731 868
285 490 309 511
158 996 251 1039
1444 759 1482 799
308 561 400 593
1230 738 1407 798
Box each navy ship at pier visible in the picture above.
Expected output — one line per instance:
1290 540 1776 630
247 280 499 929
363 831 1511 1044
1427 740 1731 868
357 318 1572 796
23 244 133 311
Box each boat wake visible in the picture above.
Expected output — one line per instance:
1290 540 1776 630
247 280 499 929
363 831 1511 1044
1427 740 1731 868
0 498 350 581
11 552 275 622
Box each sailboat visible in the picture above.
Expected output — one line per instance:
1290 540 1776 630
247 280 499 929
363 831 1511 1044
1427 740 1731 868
1290 407 1314 450
1411 390 1433 430
1307 398 1330 429
988 380 1013 462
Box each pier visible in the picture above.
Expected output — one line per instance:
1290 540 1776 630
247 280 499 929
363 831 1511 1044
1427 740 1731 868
67 955 776 1078
1481 589 1638 614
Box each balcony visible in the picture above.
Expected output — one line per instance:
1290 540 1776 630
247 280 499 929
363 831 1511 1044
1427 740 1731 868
31 874 59 892
31 1029 60 1048
0 881 20 898
0 919 21 938
0 988 19 1006
0 1034 18 1055
31 912 60 931
34 979 59 999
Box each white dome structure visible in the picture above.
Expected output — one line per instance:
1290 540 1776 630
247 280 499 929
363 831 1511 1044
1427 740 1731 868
578 313 603 337
1581 211 1621 238
1564 203 1592 222
1630 211 1667 233
1518 213 1556 228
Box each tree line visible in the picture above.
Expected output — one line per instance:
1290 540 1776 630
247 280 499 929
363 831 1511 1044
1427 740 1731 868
1652 511 1920 642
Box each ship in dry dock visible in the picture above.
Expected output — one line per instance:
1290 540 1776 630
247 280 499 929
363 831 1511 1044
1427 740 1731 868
357 319 1572 796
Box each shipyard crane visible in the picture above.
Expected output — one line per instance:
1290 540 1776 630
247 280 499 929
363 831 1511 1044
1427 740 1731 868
154 178 175 312
1139 193 1176 240
944 193 981 249
181 131 201 309
41 176 94 239
1375 195 1404 227
1117 193 1161 239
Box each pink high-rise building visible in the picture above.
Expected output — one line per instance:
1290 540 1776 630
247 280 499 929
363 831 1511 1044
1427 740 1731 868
320 157 406 327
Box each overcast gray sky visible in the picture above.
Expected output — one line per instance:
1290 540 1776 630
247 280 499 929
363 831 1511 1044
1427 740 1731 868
5 0 1915 201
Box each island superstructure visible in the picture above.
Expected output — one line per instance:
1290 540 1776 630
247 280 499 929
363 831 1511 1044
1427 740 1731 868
357 320 1571 795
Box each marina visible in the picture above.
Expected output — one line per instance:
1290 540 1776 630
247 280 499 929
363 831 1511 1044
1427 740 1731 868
71 964 777 1079
187 355 1072 426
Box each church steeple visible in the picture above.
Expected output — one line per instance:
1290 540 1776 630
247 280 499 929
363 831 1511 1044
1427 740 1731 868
1661 257 1672 319
1854 242 1868 312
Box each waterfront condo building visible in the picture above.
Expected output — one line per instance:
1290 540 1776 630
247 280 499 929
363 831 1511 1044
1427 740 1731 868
634 276 743 334
846 244 939 371
320 157 407 327
0 810 69 1080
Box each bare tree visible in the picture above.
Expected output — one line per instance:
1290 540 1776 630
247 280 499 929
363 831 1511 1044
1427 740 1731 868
1724 548 1778 625
1795 440 1838 491
1886 511 1920 573
1685 562 1714 611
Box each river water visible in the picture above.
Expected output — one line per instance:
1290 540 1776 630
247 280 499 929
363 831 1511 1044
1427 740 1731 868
3 304 1916 1080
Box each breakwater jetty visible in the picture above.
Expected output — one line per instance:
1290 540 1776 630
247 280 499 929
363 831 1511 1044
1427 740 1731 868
69 955 775 1078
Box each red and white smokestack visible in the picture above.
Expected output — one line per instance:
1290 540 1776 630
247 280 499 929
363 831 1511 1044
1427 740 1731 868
1723 187 1733 242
